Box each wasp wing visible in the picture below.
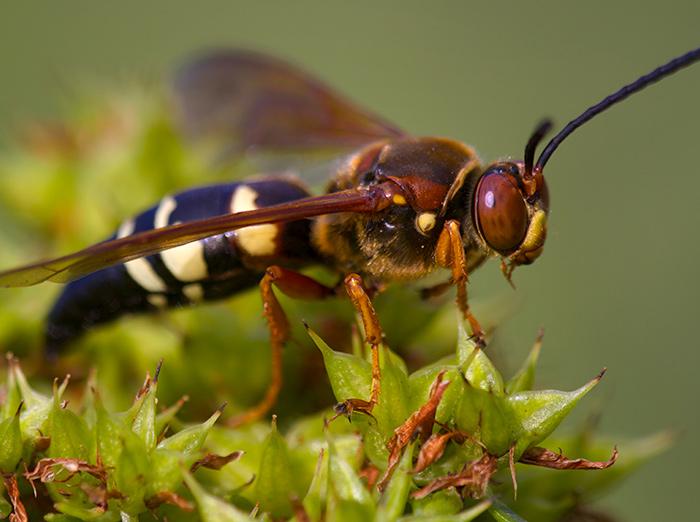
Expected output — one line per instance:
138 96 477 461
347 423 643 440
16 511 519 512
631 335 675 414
173 49 405 152
0 187 389 287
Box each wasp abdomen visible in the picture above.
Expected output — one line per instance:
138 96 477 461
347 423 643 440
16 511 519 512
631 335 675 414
45 178 315 354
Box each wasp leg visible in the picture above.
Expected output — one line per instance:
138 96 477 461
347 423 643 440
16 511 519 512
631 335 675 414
435 220 485 347
332 273 384 421
229 266 334 426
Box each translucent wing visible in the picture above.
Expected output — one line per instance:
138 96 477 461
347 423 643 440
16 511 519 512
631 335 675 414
173 49 405 151
0 186 391 287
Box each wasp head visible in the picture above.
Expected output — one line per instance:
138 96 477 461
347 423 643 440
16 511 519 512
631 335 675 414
472 120 552 281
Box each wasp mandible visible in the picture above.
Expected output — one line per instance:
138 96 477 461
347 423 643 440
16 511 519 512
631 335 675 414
1 47 698 424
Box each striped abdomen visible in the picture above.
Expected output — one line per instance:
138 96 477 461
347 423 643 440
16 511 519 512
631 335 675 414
45 177 317 354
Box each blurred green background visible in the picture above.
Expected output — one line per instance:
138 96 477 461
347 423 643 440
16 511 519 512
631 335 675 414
1 1 698 520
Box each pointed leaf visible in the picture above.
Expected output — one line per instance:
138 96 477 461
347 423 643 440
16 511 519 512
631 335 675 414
327 437 373 514
155 395 188 435
509 370 605 456
400 499 492 521
302 449 328 522
1 357 20 421
48 396 92 462
408 365 463 426
488 498 527 522
376 441 414 522
12 359 52 443
183 469 254 522
409 488 463 518
506 331 543 394
255 418 296 518
0 496 11 519
114 429 150 512
131 364 161 451
456 382 517 456
307 326 371 402
94 390 124 470
146 448 183 498
457 321 503 394
157 404 223 454
373 347 410 438
0 406 22 472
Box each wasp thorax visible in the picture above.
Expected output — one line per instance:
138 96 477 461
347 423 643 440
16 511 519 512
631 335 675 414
474 163 529 255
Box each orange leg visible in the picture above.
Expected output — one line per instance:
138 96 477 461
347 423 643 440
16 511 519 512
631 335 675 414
332 273 384 420
435 220 485 346
228 266 334 426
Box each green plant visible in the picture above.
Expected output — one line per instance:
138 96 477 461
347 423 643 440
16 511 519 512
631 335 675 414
0 87 668 521
0 322 668 521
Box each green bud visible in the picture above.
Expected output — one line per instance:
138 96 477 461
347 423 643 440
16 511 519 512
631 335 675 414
115 429 151 512
307 326 371 403
327 497 374 522
409 488 463 517
457 321 504 394
509 370 605 457
455 383 517 456
1 358 20 421
488 498 527 521
52 502 107 520
401 499 492 521
373 347 410 438
94 390 124 471
0 496 11 519
376 441 414 522
146 448 183 498
408 365 462 425
255 417 297 518
0 404 22 472
48 393 92 462
12 359 52 444
80 369 98 429
327 437 374 518
302 449 328 522
131 363 161 451
157 403 223 454
154 395 188 436
505 331 543 394
183 469 254 522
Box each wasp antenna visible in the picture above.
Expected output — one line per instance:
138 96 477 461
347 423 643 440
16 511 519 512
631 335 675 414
523 119 553 178
535 46 700 174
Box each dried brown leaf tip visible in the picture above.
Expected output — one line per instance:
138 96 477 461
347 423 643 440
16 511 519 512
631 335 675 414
135 372 153 400
79 483 123 511
378 371 451 490
24 458 107 486
190 450 244 472
145 490 194 511
3 475 28 522
412 453 498 500
290 495 311 522
520 446 619 470
358 462 381 489
413 430 472 473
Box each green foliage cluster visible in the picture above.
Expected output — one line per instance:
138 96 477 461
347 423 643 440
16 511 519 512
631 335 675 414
0 323 668 521
0 87 669 521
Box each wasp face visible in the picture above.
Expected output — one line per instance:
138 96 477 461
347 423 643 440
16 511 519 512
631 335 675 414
472 161 549 269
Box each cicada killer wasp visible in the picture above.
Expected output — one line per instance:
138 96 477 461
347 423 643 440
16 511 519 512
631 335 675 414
1 47 699 424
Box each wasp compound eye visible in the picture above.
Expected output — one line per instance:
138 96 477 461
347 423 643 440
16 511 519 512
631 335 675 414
475 172 529 254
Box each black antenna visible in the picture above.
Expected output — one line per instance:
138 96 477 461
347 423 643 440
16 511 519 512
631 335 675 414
535 46 700 173
523 119 553 178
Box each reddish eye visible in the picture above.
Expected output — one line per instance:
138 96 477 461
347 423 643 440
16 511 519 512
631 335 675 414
475 172 529 254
